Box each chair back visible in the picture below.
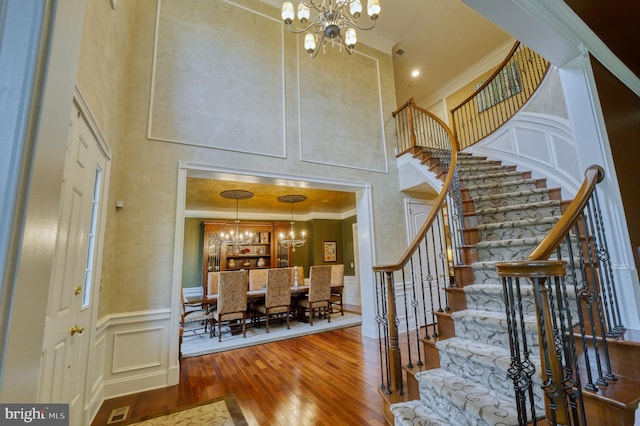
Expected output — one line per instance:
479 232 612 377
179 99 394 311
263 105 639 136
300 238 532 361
294 265 304 286
249 268 268 290
265 268 292 308
330 264 344 287
218 270 248 315
207 271 219 295
308 265 332 303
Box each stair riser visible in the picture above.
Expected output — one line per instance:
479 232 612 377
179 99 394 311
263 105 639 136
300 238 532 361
458 165 514 176
479 222 556 242
462 173 528 186
475 204 562 224
473 191 550 211
465 287 537 314
466 181 539 198
452 314 539 352
436 342 545 407
476 241 541 262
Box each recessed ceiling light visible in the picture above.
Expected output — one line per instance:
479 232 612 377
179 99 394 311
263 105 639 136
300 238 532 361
411 69 420 78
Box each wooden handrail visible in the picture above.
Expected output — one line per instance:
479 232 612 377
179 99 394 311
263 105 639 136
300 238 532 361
527 165 604 261
373 120 459 273
450 42 550 150
451 42 523 114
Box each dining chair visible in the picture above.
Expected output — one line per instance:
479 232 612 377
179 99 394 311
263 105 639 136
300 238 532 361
180 287 213 337
210 270 248 341
298 265 332 326
249 268 268 290
330 264 344 315
207 271 219 296
254 268 293 332
293 265 304 287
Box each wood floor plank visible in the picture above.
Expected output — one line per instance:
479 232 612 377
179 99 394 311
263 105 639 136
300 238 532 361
91 325 387 425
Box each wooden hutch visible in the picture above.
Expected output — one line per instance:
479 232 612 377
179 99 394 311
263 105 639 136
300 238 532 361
202 220 293 285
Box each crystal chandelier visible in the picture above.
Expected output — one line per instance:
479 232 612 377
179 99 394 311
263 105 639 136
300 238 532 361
278 195 307 251
219 190 254 255
281 0 381 58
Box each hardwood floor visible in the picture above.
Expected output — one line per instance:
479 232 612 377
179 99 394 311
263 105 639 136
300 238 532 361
91 325 387 425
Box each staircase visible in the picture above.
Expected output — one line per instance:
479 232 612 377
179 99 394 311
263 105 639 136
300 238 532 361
388 151 640 425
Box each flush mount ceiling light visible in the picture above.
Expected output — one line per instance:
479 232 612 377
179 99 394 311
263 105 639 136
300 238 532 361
281 0 381 58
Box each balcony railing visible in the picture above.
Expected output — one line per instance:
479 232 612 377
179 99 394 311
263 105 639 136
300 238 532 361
451 42 550 150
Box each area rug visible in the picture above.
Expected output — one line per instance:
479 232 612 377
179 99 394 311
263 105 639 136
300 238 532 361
124 396 247 425
182 311 362 357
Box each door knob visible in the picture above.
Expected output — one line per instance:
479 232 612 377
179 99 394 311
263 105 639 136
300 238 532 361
74 286 82 295
70 325 84 336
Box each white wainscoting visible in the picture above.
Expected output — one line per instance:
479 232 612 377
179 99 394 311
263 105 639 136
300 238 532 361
343 275 360 306
89 308 176 419
467 112 581 198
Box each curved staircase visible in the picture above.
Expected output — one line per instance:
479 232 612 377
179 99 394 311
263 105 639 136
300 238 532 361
388 151 640 426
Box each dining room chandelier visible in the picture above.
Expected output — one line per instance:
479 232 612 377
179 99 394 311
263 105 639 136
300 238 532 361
278 195 307 251
280 0 381 58
219 190 254 255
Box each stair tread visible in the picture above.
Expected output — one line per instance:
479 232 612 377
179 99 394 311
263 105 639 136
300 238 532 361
416 368 526 425
391 400 450 426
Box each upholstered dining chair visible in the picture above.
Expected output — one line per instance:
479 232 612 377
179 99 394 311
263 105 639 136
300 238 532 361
249 268 268 291
207 271 219 296
254 268 293 332
330 264 344 315
180 287 213 336
211 270 248 341
298 265 332 326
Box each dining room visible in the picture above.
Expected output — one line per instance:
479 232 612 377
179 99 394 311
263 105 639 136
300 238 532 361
180 179 363 357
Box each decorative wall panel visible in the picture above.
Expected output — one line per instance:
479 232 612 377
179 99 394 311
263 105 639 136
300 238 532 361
299 48 388 172
112 327 163 373
149 0 286 157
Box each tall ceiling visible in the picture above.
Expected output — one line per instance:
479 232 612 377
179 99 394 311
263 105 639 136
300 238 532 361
186 0 513 216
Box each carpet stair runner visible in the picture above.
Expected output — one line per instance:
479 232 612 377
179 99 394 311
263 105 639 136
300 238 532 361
391 153 561 425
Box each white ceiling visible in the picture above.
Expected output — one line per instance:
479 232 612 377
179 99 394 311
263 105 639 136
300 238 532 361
261 0 514 105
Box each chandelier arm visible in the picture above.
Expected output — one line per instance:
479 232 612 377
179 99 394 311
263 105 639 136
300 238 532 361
337 14 377 31
301 0 327 15
284 18 325 34
309 30 327 58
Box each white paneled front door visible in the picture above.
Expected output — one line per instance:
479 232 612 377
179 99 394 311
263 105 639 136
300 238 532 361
39 101 109 425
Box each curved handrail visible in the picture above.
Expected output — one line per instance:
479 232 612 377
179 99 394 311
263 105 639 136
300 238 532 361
453 41 523 110
373 113 459 273
527 165 605 261
450 41 550 150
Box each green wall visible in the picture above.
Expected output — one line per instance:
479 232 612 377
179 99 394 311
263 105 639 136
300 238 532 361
182 218 204 288
182 217 355 286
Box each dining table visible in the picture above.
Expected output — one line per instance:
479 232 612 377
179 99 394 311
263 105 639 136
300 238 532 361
185 285 343 335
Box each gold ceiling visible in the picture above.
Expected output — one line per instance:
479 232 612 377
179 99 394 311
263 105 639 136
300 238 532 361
186 178 356 215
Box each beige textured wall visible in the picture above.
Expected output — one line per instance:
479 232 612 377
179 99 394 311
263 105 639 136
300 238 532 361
76 0 137 318
80 0 405 315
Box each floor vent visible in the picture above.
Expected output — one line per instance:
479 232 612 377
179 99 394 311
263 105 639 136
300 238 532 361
107 406 129 424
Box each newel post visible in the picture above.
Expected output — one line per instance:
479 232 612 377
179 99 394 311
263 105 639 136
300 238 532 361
385 271 403 394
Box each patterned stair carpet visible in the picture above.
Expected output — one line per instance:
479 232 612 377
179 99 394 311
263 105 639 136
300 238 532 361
392 154 559 425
